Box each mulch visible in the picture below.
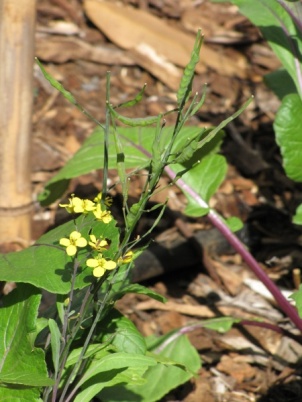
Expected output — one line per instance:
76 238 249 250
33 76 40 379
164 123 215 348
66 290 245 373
14 0 302 400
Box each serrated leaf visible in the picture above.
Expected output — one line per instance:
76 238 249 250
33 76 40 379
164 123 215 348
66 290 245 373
0 284 53 387
274 93 302 181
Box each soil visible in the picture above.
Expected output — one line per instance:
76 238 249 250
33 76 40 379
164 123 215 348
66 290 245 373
9 0 302 400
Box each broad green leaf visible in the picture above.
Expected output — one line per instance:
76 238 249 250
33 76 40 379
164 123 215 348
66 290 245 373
290 284 302 317
174 154 227 217
74 365 148 402
0 284 53 387
38 126 202 205
0 213 119 294
264 69 296 100
0 387 42 401
293 203 302 225
99 335 201 402
231 0 302 98
73 352 156 392
99 310 147 355
274 93 302 181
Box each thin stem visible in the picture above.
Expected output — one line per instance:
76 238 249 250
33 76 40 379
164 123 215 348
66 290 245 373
50 258 80 401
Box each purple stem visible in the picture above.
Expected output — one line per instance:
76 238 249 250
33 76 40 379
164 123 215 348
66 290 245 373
164 165 302 333
120 133 302 332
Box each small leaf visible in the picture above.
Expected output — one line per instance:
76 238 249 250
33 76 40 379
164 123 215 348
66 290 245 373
201 317 241 333
293 203 302 225
290 285 302 317
113 284 167 303
224 216 244 232
274 93 302 181
48 319 61 376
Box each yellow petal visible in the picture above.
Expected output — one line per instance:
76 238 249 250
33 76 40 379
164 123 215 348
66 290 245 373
86 258 99 268
60 238 71 247
70 231 81 240
66 245 77 256
89 234 97 243
93 267 105 278
104 260 116 270
75 237 87 247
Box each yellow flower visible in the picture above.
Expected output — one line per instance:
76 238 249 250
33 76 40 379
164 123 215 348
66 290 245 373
118 251 134 264
93 203 112 223
60 231 87 256
94 192 113 207
86 255 117 278
89 234 108 252
59 194 95 214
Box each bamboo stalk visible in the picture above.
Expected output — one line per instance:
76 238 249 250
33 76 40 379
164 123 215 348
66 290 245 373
0 0 36 245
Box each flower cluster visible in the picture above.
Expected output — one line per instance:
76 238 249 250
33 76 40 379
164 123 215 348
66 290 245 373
59 193 117 278
59 193 113 224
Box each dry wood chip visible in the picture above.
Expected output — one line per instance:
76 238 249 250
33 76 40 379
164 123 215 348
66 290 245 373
217 354 256 383
35 34 135 65
83 0 247 82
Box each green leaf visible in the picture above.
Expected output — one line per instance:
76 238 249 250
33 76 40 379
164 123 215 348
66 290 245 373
0 284 53 387
201 317 241 333
48 319 61 376
231 0 302 98
74 365 148 402
224 216 244 232
293 203 302 225
99 335 201 402
0 387 42 401
99 310 147 355
175 154 227 217
290 284 302 317
0 214 119 294
73 352 156 398
113 284 167 304
274 93 302 181
264 69 296 100
38 126 202 205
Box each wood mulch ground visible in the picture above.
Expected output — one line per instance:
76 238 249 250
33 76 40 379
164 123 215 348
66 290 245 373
23 0 302 400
